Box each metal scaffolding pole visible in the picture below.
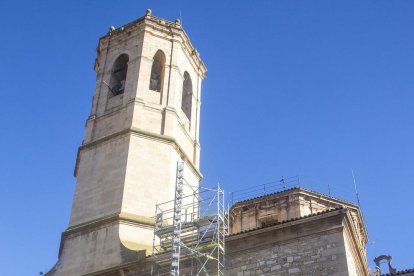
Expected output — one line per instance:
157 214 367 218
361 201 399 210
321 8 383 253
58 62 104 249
170 162 184 276
153 163 228 276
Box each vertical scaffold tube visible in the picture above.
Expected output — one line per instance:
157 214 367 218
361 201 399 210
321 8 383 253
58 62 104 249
170 162 184 276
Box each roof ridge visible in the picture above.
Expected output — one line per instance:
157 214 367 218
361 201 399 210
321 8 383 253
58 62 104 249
232 186 300 205
298 187 358 207
232 186 357 208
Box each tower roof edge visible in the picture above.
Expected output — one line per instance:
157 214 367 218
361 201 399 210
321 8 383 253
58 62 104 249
98 11 207 77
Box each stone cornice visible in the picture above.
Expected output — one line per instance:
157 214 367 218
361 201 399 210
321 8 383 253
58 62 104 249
74 127 202 180
98 13 207 77
299 188 368 241
343 211 371 276
228 207 346 240
65 212 155 237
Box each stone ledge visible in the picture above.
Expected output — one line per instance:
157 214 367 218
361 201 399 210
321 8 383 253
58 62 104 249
228 207 347 240
64 212 155 238
74 127 202 179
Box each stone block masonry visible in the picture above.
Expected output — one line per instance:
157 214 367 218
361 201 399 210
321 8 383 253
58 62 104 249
227 231 347 275
225 208 367 276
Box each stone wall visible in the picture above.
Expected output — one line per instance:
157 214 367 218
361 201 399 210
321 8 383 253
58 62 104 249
226 231 348 276
72 208 370 276
225 209 356 276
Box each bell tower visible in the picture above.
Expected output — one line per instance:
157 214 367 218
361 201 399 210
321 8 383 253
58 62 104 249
48 10 206 275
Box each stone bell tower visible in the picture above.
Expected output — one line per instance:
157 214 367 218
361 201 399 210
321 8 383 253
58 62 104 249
47 10 206 276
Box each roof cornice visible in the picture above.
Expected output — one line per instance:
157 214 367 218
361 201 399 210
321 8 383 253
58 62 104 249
228 207 345 239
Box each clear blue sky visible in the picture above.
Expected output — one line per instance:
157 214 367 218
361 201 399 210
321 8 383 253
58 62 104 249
0 1 413 275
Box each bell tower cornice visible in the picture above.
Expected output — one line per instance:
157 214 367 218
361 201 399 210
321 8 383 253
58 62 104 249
96 9 207 79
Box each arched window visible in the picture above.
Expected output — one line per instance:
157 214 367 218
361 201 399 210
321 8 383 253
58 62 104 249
149 50 166 92
109 54 129 97
181 72 192 120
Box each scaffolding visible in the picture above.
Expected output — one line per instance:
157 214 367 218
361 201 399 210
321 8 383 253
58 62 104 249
153 162 228 276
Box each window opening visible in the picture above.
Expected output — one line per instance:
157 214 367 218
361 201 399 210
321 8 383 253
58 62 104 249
181 71 192 120
108 54 129 97
149 50 166 92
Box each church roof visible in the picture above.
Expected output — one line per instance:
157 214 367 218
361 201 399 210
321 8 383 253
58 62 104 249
232 186 358 208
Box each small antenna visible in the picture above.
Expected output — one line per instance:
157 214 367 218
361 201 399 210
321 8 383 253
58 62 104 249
351 169 361 207
351 169 369 237
179 11 183 26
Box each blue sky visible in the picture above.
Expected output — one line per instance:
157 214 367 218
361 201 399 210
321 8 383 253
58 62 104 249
0 1 413 275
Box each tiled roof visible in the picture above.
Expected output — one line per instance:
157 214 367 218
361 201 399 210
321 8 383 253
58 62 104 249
382 269 414 276
232 186 357 208
232 187 299 204
299 187 358 207
230 206 345 237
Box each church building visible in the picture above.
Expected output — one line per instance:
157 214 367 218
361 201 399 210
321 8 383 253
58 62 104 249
46 10 377 276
